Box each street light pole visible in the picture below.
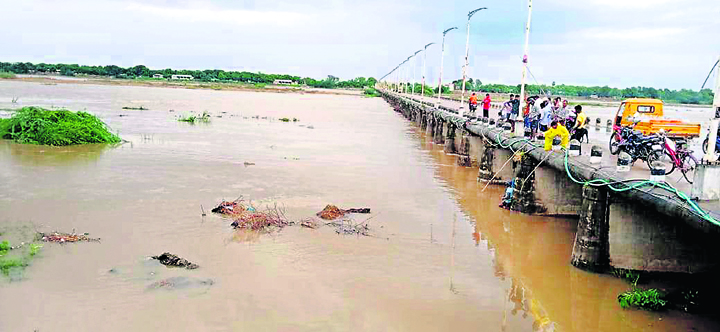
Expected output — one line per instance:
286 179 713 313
411 50 421 96
459 7 487 117
515 0 533 136
437 27 458 107
704 55 720 162
421 42 436 99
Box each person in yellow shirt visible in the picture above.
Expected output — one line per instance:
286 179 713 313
571 105 588 142
544 120 570 151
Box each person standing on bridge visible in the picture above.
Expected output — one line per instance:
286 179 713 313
469 93 479 115
571 105 588 142
501 95 513 121
482 93 492 118
544 120 570 151
510 94 520 131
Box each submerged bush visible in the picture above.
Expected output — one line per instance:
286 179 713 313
618 288 668 310
363 87 380 97
0 107 121 146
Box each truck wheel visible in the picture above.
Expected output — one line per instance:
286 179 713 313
702 138 708 154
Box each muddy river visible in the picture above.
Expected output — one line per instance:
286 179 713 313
0 81 718 331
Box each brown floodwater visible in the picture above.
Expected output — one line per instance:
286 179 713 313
0 80 718 331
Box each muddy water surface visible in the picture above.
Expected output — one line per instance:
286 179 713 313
0 81 718 331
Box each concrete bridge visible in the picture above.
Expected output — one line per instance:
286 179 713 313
381 90 720 273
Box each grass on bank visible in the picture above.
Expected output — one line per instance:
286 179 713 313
0 106 121 146
0 71 16 79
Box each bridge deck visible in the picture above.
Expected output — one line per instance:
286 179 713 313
385 91 720 234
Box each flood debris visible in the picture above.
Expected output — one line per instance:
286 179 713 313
146 276 214 291
37 231 100 243
122 106 148 110
300 219 319 229
211 200 247 216
316 205 371 220
151 252 199 269
325 217 372 236
243 161 255 167
230 206 292 232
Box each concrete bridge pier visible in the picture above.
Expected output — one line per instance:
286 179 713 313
426 116 435 138
433 120 445 145
444 124 457 154
571 186 610 272
456 131 474 167
477 142 515 183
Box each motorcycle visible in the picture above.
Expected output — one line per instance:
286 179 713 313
615 122 664 169
701 127 720 154
609 120 643 155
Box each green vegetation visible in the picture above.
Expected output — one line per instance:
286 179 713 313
611 268 642 286
618 288 668 310
279 117 290 122
0 240 9 256
448 77 714 105
254 83 267 89
0 239 41 277
0 61 377 90
0 107 121 146
363 87 380 97
0 258 26 276
178 112 211 123
0 71 15 79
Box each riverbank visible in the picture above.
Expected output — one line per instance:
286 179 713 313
0 75 364 97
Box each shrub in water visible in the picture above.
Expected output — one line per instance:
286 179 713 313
618 288 668 311
0 107 121 146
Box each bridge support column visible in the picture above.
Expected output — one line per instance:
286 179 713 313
532 161 583 216
426 117 435 137
444 125 457 154
433 120 445 145
456 132 474 167
477 145 515 183
571 186 609 272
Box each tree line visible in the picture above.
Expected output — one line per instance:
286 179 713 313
0 62 377 90
451 78 714 105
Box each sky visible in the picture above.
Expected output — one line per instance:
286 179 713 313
1 0 719 90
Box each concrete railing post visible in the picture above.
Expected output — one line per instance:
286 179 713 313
571 185 609 272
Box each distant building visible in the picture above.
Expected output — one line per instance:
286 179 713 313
171 75 193 80
153 74 163 79
273 79 294 85
444 83 454 91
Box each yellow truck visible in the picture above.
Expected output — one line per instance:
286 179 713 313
612 98 701 138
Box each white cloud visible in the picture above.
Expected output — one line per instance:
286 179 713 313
125 3 308 26
576 27 688 41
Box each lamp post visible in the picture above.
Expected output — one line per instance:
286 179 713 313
704 55 720 162
459 7 487 117
421 42 436 98
410 50 422 96
515 0 533 136
437 27 458 107
411 50 421 96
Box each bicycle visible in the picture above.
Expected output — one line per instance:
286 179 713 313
649 130 698 184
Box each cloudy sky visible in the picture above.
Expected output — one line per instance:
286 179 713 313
2 0 719 90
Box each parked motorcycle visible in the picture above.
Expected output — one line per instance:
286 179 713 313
614 122 664 168
701 128 720 154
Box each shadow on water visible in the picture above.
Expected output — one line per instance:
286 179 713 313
0 140 121 166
